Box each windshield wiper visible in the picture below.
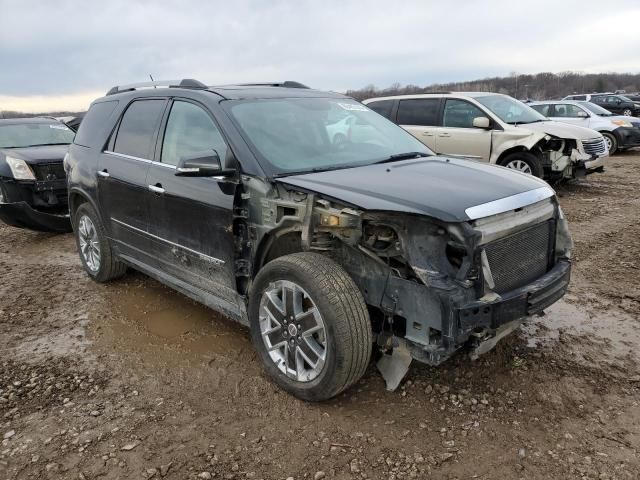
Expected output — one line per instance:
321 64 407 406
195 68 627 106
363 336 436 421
373 151 430 164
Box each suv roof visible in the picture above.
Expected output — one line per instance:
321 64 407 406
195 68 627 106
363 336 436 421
104 78 346 101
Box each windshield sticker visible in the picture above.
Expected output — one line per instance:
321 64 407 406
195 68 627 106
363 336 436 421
337 103 369 112
49 124 71 130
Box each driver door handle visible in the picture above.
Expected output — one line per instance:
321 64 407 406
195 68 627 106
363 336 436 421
148 184 165 195
97 169 110 178
438 133 451 138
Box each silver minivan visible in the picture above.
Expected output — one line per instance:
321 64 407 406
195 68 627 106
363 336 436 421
363 92 607 181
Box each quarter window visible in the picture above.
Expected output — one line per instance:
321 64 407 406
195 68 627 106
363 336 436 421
161 101 228 166
113 100 165 159
397 99 440 126
442 99 486 128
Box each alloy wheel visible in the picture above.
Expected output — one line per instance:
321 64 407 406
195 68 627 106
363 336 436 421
78 215 101 272
623 109 633 117
505 159 533 175
603 135 613 153
259 280 327 382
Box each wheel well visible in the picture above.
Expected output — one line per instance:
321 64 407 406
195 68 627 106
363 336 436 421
496 146 532 165
254 231 303 276
68 192 88 220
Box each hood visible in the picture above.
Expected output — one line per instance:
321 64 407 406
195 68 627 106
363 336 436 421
520 121 602 141
0 145 69 165
278 156 553 222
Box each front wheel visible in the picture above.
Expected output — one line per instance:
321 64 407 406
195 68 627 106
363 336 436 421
248 253 372 401
498 152 544 177
623 109 633 117
74 203 127 282
601 132 618 155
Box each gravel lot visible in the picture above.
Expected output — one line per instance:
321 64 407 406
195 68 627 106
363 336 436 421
1 152 639 480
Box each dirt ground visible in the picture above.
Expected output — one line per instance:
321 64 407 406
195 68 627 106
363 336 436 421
1 152 640 480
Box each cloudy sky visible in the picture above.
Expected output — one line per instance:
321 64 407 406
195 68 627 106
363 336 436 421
1 0 640 112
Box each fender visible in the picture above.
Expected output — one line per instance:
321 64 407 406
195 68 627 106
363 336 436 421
489 130 547 164
67 186 106 231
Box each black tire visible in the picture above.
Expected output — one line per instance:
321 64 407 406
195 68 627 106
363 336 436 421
601 132 618 155
74 203 127 282
498 151 544 178
248 252 372 401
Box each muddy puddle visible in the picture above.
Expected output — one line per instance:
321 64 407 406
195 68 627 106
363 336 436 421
96 274 258 373
523 299 639 362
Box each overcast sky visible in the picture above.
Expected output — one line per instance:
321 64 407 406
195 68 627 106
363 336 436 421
1 0 640 112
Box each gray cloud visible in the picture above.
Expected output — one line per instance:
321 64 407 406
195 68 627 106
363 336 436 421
1 0 640 98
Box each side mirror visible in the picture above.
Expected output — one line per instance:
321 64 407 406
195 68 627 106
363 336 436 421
576 111 589 118
472 116 491 129
175 150 231 177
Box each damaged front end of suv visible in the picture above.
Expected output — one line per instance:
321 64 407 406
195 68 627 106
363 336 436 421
240 157 572 390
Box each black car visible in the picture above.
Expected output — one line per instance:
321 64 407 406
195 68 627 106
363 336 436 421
66 79 572 400
0 118 75 232
589 94 640 117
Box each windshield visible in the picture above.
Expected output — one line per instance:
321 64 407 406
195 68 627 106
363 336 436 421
227 98 432 176
0 122 75 149
618 95 634 102
578 102 614 116
475 95 547 125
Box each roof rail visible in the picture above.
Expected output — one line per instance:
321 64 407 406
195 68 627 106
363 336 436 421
106 78 208 96
234 81 310 89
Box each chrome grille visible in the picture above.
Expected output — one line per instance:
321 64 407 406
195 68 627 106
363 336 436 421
582 137 607 156
31 162 66 182
484 221 552 294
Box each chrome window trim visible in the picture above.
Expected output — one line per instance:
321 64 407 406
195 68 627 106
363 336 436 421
465 186 555 220
110 217 225 265
103 150 177 169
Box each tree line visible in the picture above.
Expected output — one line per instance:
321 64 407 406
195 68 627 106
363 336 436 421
346 71 640 101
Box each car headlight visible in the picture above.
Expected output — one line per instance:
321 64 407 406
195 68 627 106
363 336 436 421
5 156 36 180
611 119 633 128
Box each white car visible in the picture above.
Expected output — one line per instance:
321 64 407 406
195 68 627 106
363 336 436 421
326 114 380 145
529 100 640 154
364 92 608 181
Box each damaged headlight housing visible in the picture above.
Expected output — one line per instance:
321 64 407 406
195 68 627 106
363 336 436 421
5 156 36 181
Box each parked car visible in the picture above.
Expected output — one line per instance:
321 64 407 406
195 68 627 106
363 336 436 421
66 79 572 401
529 101 640 154
0 117 75 232
363 92 607 181
563 93 640 117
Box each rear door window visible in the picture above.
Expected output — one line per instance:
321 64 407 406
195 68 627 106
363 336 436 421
442 99 486 128
397 99 440 126
552 104 586 117
113 100 166 159
367 100 395 120
531 104 551 116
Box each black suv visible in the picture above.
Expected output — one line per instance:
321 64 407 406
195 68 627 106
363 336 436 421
588 94 640 117
66 79 572 400
0 117 75 232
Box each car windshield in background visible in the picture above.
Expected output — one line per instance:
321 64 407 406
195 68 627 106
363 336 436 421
476 95 547 125
578 102 614 116
0 123 75 149
228 98 432 176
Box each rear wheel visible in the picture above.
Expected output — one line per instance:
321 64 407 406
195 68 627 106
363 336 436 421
249 252 372 401
498 152 543 177
74 203 127 282
601 132 618 155
623 108 633 117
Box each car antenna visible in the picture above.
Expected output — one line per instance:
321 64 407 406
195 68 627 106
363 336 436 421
149 74 155 88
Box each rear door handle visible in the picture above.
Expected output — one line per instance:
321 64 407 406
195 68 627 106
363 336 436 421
97 170 110 178
148 184 165 194
438 133 451 138
421 132 434 137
